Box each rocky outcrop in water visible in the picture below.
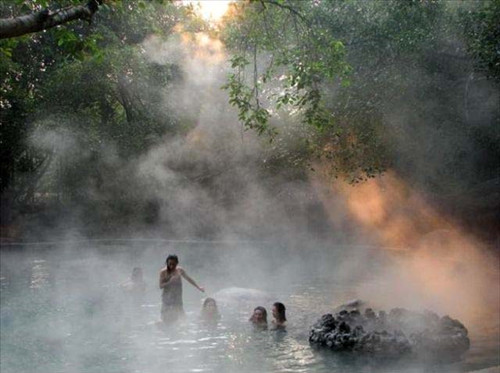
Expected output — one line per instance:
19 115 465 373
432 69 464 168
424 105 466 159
309 307 469 360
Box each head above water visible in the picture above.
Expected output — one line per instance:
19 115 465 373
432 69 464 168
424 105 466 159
131 267 143 281
250 306 268 325
203 297 217 309
165 254 179 271
202 297 219 316
272 302 286 322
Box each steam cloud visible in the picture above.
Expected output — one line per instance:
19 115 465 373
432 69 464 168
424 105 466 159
8 19 498 373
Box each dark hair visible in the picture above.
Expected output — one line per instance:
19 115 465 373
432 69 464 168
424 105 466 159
203 297 217 308
165 254 179 264
273 302 286 322
252 306 268 324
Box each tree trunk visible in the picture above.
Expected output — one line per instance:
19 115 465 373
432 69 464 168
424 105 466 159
0 0 103 39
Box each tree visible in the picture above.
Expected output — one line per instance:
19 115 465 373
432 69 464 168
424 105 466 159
1 0 498 235
0 0 185 230
0 0 104 39
461 0 500 82
221 0 351 135
220 0 398 181
221 0 499 186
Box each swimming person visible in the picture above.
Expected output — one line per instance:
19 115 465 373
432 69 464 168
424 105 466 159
200 297 221 324
159 254 205 324
249 306 268 329
271 302 286 329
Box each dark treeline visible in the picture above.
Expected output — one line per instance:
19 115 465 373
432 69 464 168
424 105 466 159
0 0 498 242
1 0 187 238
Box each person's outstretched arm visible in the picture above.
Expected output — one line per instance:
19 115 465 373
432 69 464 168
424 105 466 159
179 268 205 292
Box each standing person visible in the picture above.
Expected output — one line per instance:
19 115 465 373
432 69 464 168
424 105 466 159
159 254 205 324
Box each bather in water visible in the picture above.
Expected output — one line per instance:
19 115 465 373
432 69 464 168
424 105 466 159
271 302 286 330
249 306 268 330
159 254 205 324
122 267 146 294
200 297 221 324
122 267 147 308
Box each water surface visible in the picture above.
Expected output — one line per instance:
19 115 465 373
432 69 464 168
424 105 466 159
1 242 498 373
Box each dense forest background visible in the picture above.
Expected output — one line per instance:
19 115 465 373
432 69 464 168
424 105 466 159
1 0 498 244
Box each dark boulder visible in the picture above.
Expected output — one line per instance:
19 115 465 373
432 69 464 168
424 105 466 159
309 307 469 361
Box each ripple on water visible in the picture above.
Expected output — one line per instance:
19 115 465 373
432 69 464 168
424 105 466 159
1 247 499 373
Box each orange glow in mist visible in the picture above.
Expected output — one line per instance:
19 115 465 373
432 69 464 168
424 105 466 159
312 167 500 330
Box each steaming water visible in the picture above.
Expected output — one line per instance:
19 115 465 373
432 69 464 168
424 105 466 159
1 243 498 373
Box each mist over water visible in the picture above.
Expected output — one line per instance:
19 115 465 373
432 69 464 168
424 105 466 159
2 7 500 373
0 242 355 373
312 171 500 328
1 238 498 373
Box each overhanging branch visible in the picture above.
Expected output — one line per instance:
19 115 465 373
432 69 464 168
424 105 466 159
0 0 103 39
260 0 308 25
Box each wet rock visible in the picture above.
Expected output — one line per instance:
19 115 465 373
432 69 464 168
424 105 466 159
365 308 376 320
309 307 469 361
409 315 470 358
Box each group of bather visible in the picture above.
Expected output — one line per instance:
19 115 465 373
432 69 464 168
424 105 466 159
200 297 287 331
123 254 287 330
248 302 287 330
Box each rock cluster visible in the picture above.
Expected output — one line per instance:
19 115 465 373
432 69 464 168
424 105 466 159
309 307 469 360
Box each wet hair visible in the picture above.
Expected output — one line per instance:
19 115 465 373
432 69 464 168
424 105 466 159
165 254 179 265
273 302 286 322
251 306 268 324
203 297 217 309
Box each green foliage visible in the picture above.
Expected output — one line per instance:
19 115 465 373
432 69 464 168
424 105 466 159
220 0 499 184
223 55 273 136
460 0 500 81
222 0 351 136
1 0 498 232
221 0 396 180
0 0 186 220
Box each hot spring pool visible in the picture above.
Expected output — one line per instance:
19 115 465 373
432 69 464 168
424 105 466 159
1 242 498 373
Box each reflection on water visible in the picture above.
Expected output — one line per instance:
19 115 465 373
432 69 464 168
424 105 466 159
30 259 50 289
0 245 498 373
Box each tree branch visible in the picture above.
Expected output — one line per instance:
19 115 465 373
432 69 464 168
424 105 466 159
0 0 103 39
260 0 308 25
